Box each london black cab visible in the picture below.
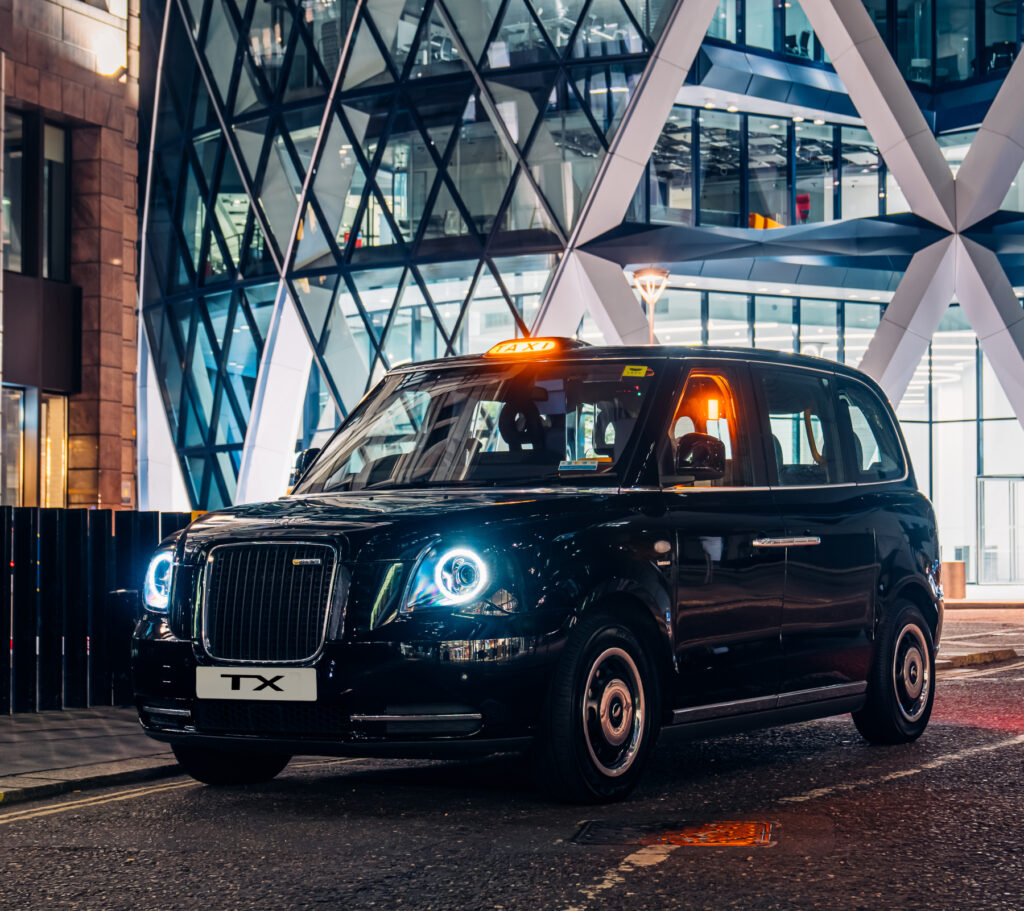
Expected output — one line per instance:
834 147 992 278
133 338 943 803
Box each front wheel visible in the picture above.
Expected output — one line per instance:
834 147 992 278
853 602 935 744
172 744 291 785
533 614 660 803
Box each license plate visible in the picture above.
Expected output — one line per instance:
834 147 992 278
195 666 317 702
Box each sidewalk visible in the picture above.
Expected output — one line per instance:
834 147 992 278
0 708 179 806
0 610 1022 808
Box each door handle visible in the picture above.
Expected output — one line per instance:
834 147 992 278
752 536 821 548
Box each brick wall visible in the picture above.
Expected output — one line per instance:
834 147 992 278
0 0 139 508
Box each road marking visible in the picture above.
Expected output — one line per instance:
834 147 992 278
0 780 198 825
778 733 1024 804
942 659 1024 680
565 843 679 911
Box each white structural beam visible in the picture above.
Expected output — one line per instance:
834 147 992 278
137 329 191 511
857 237 956 405
955 54 1024 230
798 0 955 232
955 237 1024 430
235 285 313 504
535 0 720 337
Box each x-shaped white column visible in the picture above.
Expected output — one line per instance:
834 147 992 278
801 0 1024 430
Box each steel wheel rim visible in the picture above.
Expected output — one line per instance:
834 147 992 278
582 646 645 778
892 623 930 723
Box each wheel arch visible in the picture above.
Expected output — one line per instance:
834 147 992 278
888 580 940 641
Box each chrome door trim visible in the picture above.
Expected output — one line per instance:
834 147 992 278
670 681 867 724
752 536 821 548
776 681 867 708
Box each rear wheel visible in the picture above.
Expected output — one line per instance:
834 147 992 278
533 614 660 803
172 744 291 785
853 601 935 744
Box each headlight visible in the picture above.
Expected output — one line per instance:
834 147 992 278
143 550 174 614
403 544 518 616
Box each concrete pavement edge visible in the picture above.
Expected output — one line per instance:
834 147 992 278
0 756 183 808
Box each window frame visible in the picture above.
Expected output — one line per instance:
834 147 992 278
750 362 847 488
835 373 910 485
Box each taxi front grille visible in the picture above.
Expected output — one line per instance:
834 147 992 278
201 542 336 662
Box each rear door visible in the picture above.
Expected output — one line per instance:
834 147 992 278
663 361 787 712
751 364 876 698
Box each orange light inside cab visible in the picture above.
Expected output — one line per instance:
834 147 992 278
707 398 720 421
486 338 559 356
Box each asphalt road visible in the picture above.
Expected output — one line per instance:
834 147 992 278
2 659 1023 911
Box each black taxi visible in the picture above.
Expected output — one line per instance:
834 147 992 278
133 338 943 803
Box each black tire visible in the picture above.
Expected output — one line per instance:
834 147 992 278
533 613 660 804
853 601 935 745
172 744 291 785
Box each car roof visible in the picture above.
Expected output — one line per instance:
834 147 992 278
390 341 879 387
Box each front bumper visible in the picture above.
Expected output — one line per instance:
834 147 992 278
133 632 559 757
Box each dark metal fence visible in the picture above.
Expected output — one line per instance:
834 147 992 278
1 508 192 714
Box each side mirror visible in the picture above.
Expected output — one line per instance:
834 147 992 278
674 432 725 480
290 447 321 488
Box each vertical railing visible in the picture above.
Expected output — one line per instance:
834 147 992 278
0 508 192 713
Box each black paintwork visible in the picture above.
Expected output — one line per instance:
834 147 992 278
132 344 942 758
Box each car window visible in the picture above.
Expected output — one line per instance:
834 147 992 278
837 380 905 481
662 369 751 487
756 367 842 486
297 360 658 492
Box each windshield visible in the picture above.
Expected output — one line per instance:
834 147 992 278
296 359 660 493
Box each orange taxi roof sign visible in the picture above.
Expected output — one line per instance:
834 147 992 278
486 338 559 356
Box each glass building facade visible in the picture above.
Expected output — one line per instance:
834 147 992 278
140 0 1024 587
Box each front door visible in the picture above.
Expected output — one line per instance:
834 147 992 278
752 365 876 695
663 362 786 712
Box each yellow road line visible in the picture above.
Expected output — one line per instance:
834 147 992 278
0 779 198 825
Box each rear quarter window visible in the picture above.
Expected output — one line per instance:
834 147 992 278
837 379 905 482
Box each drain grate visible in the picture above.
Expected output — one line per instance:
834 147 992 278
573 820 774 847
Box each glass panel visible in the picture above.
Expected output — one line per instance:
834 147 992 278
342 13 393 90
745 0 775 50
707 293 749 347
304 0 350 79
40 394 67 508
932 421 976 572
571 0 645 57
840 127 879 219
298 361 343 451
487 69 558 152
656 289 702 346
938 129 977 178
573 59 645 142
408 2 467 78
490 168 562 253
458 268 517 354
897 347 930 421
526 75 605 232
321 283 375 409
293 273 338 342
932 306 976 421
982 352 1015 418
650 106 693 225
43 124 69 281
698 109 741 227
794 122 834 224
707 0 736 42
901 420 930 494
983 420 1024 475
2 110 24 273
799 299 838 362
784 1 816 59
984 0 1017 74
418 259 477 337
1 388 24 506
446 0 504 63
884 164 910 213
748 115 789 227
485 0 556 68
368 0 427 75
758 369 842 485
837 380 905 481
978 476 1024 583
897 0 932 84
844 302 880 368
754 297 795 352
533 0 587 55
935 0 975 84
493 253 556 329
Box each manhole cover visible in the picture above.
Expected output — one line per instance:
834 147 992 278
573 820 774 847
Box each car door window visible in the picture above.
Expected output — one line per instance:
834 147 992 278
662 369 752 487
756 368 843 486
837 380 905 481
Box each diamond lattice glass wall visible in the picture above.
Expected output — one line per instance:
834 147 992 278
142 0 663 506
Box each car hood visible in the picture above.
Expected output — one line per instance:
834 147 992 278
178 488 622 562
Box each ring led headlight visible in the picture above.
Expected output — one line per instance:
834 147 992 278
143 550 174 614
434 549 488 605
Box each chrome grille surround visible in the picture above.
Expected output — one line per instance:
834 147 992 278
200 540 339 664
